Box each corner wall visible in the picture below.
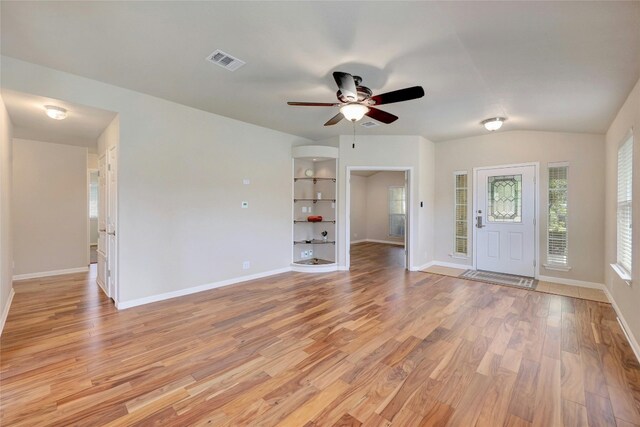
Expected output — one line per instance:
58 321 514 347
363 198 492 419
604 77 640 353
0 94 14 332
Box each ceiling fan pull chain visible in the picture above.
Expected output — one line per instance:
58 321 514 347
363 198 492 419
352 120 356 149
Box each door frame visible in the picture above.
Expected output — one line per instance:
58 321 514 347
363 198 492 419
87 167 99 266
472 162 540 278
345 166 413 271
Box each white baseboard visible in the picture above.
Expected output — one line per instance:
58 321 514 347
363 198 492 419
537 275 604 290
350 239 366 244
418 260 471 271
116 267 292 310
0 288 15 336
601 286 640 363
13 267 90 281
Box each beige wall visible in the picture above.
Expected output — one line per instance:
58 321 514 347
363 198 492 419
350 175 367 241
338 135 435 269
604 77 640 349
13 139 88 276
434 131 606 285
2 56 310 303
0 94 13 329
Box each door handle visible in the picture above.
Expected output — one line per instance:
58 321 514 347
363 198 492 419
107 231 116 236
99 229 106 232
476 215 485 228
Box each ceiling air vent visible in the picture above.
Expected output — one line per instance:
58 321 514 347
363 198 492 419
206 49 246 71
360 121 380 128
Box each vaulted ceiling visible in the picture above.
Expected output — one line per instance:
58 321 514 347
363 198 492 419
1 1 639 141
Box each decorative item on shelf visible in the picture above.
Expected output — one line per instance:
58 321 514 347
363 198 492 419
307 215 323 222
321 230 328 242
305 239 312 243
304 168 314 177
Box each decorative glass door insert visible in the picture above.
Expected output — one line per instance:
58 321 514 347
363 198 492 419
487 175 522 223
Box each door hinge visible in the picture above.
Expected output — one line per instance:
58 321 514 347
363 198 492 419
533 218 536 225
533 259 536 267
108 164 111 171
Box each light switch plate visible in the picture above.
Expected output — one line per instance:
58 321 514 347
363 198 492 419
243 179 250 185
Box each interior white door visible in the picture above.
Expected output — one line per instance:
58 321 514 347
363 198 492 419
475 165 536 277
97 154 107 294
106 146 118 301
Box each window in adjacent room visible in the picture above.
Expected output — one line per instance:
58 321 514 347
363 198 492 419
388 186 406 237
454 172 468 256
546 163 569 268
89 171 99 219
614 133 633 281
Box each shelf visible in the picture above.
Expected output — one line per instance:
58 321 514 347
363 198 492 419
293 239 335 245
294 177 337 183
294 198 336 203
293 258 334 266
294 220 336 224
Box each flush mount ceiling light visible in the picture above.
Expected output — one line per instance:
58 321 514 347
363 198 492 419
340 103 370 122
481 117 506 131
45 105 67 120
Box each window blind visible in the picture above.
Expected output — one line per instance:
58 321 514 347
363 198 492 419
454 172 468 255
89 179 99 219
388 186 406 237
617 135 633 275
547 164 568 265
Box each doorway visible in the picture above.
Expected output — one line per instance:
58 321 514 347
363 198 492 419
473 164 538 277
346 167 411 270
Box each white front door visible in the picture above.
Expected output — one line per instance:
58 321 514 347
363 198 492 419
475 165 536 277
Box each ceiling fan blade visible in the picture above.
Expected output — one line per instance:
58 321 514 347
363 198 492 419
324 113 344 126
333 71 358 102
288 102 339 106
365 107 398 124
371 86 425 106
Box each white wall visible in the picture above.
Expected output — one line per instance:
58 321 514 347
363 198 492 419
338 135 435 269
350 174 367 241
604 77 640 351
12 139 88 276
0 94 14 331
433 131 605 285
1 56 311 304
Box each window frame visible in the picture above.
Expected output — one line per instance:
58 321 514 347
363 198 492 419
612 131 633 284
388 186 406 238
545 162 570 270
453 171 469 257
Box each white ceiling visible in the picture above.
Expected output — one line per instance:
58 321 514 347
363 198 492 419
1 89 117 153
1 1 638 142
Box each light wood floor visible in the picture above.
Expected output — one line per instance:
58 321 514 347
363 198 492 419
1 243 639 426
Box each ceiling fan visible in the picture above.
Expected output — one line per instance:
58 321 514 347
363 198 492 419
287 71 425 126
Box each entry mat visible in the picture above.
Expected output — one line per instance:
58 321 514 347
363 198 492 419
459 269 538 290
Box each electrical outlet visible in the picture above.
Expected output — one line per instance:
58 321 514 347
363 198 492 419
300 251 306 259
242 261 250 269
308 249 313 257
243 179 250 185
303 250 309 258
302 206 307 213
241 201 249 208
307 206 312 213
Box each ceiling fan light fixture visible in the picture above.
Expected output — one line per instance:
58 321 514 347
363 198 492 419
482 117 506 131
340 103 369 122
45 105 67 120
